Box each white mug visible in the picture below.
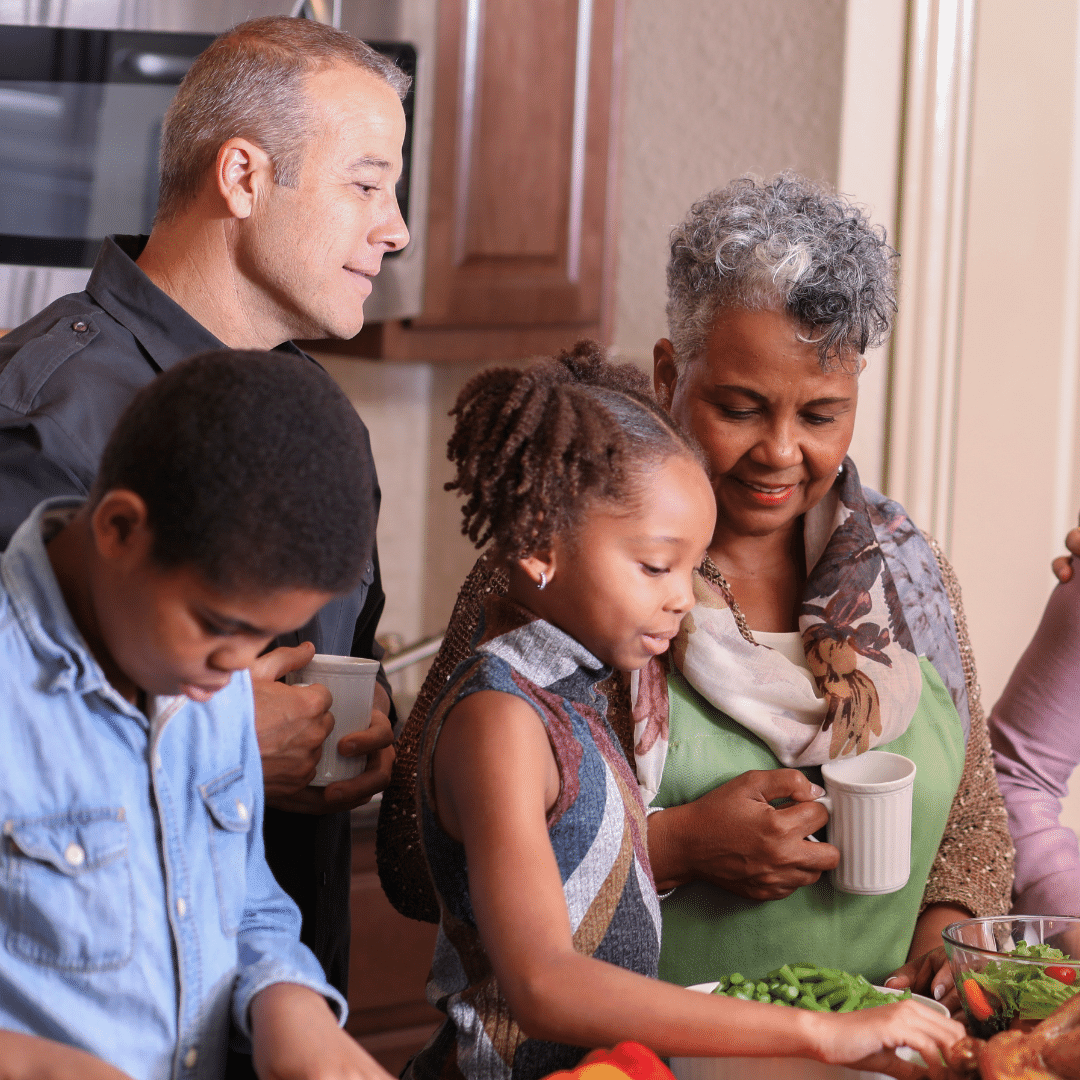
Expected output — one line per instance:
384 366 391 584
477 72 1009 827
285 655 380 787
816 750 916 895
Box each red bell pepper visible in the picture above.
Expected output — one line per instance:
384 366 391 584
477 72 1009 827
545 1043 674 1080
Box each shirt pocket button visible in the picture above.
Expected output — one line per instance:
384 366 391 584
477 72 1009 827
199 767 254 937
1 809 132 972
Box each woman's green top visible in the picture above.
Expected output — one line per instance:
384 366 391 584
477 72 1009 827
653 658 965 987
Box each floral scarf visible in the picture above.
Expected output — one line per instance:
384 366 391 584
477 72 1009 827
634 459 925 803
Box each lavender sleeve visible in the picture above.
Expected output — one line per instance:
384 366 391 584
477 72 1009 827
990 574 1080 916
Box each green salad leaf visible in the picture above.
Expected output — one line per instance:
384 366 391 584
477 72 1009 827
964 940 1080 1023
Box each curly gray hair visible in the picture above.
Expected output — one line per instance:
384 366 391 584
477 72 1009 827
666 173 898 371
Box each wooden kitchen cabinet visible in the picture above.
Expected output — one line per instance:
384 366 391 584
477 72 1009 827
324 0 625 362
349 822 441 1074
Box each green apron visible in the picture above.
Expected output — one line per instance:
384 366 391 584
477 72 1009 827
653 658 964 987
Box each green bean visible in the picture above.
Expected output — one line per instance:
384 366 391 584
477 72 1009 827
812 978 846 999
708 964 910 1015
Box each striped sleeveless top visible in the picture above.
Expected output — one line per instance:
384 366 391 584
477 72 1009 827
407 595 661 1080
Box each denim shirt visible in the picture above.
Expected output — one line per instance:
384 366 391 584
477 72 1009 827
0 499 347 1080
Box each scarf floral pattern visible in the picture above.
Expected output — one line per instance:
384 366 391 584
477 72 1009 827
634 460 925 804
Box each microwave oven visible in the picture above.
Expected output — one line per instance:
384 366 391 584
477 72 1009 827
0 0 434 330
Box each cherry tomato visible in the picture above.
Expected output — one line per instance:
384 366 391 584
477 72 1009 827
962 978 995 1022
1045 965 1077 985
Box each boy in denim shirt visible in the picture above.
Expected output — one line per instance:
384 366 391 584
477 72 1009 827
0 350 392 1080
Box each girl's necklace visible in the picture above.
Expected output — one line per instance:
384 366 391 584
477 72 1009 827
699 554 756 644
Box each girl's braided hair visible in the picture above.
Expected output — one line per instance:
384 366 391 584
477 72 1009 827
446 340 702 558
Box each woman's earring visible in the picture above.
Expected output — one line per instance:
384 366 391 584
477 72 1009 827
538 571 547 591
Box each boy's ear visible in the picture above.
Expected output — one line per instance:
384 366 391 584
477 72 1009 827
517 551 557 590
90 490 154 563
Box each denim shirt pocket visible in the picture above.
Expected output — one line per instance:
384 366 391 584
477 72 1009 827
1 808 133 972
199 767 254 938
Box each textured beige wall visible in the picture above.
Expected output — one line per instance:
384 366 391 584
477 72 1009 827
612 0 847 367
950 0 1080 706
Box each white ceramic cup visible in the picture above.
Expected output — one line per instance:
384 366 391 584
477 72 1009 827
816 750 916 895
285 655 380 787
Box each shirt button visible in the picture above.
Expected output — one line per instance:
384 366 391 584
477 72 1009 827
64 843 86 867
236 799 248 821
183 1048 198 1068
71 320 88 333
176 897 187 918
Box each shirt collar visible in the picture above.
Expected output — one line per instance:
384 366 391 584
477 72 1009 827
1 498 145 719
85 235 310 373
477 594 611 703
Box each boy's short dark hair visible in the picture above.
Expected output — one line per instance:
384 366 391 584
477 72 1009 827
92 349 374 594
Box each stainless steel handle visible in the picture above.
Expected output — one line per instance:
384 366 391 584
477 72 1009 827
381 633 445 675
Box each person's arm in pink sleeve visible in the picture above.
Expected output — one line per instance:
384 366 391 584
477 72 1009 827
990 573 1080 916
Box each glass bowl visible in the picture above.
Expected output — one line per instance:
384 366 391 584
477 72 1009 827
942 917 1080 1037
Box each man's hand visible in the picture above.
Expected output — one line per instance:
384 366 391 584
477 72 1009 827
250 643 335 801
251 983 393 1080
0 1031 135 1080
1053 523 1080 583
646 769 840 898
266 702 395 814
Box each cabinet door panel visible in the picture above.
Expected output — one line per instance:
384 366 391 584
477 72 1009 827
419 0 618 328
464 0 577 262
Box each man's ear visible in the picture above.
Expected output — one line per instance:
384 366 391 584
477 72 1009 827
654 338 678 409
90 490 154 564
517 551 558 591
215 138 275 220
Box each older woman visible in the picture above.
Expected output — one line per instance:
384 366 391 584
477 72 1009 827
378 173 1013 1002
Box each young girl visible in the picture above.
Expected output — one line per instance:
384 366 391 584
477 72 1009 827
406 344 963 1080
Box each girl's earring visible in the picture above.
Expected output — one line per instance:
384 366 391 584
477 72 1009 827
538 571 548 591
